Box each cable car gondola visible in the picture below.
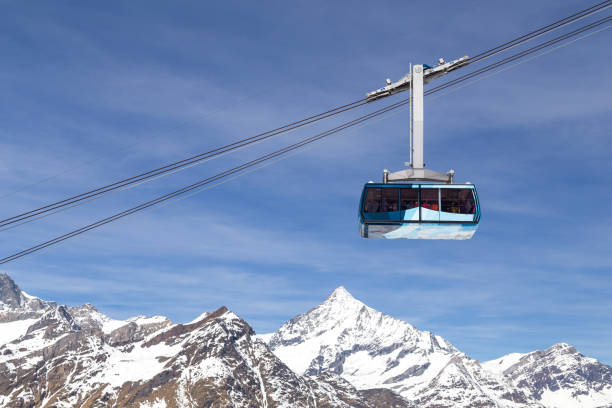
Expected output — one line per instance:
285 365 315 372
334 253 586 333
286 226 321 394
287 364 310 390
360 58 481 240
359 183 480 240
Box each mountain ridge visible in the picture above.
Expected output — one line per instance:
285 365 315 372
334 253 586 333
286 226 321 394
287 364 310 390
266 286 536 407
0 274 406 408
265 285 612 408
1 274 611 407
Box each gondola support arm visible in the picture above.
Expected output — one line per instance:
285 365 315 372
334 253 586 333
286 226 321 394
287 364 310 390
366 56 468 184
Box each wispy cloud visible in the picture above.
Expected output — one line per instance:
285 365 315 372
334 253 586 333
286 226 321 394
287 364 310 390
1 0 611 367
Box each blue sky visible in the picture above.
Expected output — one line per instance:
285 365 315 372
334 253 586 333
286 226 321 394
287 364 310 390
1 1 611 364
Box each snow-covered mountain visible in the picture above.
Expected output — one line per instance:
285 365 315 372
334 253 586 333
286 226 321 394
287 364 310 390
2 273 610 408
0 274 401 407
483 344 612 408
0 273 53 323
266 286 537 407
265 286 612 408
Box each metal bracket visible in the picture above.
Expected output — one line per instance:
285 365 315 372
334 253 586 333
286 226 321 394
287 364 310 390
383 168 454 184
370 58 469 185
365 55 469 102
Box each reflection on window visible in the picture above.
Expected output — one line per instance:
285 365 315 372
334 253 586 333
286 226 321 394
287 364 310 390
364 188 399 213
400 188 419 210
440 188 475 214
420 189 439 211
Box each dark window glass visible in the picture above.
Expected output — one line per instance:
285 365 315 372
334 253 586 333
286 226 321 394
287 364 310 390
381 188 399 212
364 188 399 213
420 188 439 211
440 188 476 214
400 188 419 210
364 188 381 213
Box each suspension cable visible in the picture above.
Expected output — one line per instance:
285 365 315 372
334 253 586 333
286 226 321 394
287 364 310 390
431 16 612 95
2 1 610 231
0 98 368 229
466 0 611 65
2 17 609 265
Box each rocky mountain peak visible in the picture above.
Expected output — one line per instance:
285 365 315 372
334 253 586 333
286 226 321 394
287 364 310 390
267 286 464 400
0 273 23 308
315 286 373 325
269 287 373 349
0 273 610 407
76 303 98 312
322 286 365 310
548 342 575 353
0 282 372 408
483 343 612 407
0 274 51 323
326 285 356 302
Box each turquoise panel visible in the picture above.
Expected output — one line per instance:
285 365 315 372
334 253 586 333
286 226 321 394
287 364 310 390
363 211 402 221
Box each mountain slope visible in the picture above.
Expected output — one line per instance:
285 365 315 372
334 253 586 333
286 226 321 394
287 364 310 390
0 273 53 323
484 344 612 408
266 286 538 408
3 274 611 408
0 274 397 408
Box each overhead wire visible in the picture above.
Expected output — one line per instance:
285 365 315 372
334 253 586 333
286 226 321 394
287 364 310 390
0 33 394 202
0 98 368 229
465 0 611 65
427 23 612 101
125 98 427 214
2 1 610 231
430 16 612 95
3 2 608 207
0 100 408 265
1 16 609 265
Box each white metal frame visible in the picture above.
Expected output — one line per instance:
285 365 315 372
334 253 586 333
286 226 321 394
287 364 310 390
367 56 469 184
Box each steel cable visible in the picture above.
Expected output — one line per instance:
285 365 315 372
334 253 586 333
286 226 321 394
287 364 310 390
0 98 368 229
2 17 609 264
431 16 612 95
2 1 610 230
465 0 611 65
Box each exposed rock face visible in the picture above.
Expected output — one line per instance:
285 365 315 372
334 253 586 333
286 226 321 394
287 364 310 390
107 317 173 347
0 273 22 308
0 274 399 407
2 274 611 408
0 273 52 322
67 303 173 345
483 343 612 408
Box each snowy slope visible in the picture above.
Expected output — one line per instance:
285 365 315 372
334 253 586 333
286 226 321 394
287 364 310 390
0 273 53 323
0 305 381 407
0 274 399 408
2 272 611 408
0 318 38 344
484 344 612 408
267 286 538 408
482 352 527 375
